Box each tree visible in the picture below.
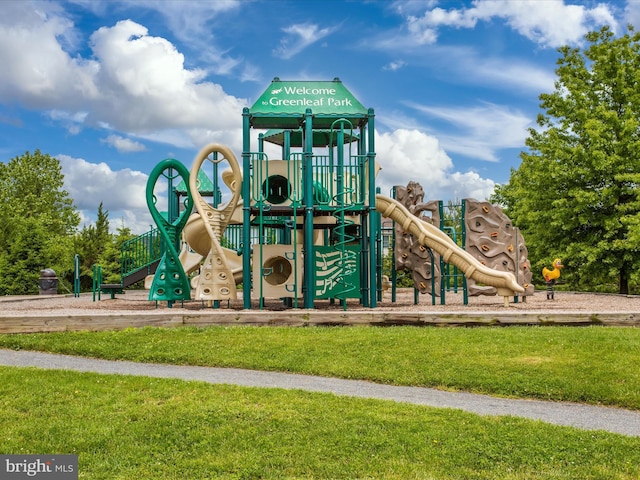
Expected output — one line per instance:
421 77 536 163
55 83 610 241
493 26 640 294
74 203 112 289
95 202 111 249
0 150 79 241
0 150 79 294
99 224 135 285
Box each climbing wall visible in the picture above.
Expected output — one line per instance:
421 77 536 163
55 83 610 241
394 182 441 295
464 199 533 297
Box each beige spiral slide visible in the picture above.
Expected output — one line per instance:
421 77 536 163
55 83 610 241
375 194 524 305
181 213 243 283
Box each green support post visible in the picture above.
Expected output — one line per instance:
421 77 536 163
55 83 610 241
391 186 397 303
367 108 377 307
461 199 468 305
92 264 102 301
283 130 291 159
375 187 382 302
353 120 369 307
242 107 252 309
439 200 446 305
73 254 80 297
303 109 315 309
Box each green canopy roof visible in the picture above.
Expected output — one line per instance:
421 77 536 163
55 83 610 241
175 169 214 194
250 78 368 130
262 128 359 148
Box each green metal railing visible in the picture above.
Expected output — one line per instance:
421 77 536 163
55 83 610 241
120 227 163 284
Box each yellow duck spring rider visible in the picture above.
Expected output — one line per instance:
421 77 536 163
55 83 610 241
542 258 563 300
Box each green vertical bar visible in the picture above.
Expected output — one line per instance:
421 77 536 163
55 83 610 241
367 109 377 307
439 200 445 305
514 226 520 304
74 254 80 297
391 186 397 303
242 107 252 309
284 130 291 159
355 123 369 308
430 248 436 305
303 109 315 309
212 152 219 208
283 129 294 303
462 199 468 306
375 187 383 302
212 152 220 310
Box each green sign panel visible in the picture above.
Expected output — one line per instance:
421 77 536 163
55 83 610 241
250 78 368 129
314 245 361 299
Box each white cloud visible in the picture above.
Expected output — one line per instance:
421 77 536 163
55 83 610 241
369 39 555 98
58 154 153 233
73 0 253 79
0 2 99 107
375 129 495 202
88 20 247 134
101 134 147 153
273 23 336 59
471 57 556 95
131 0 244 70
0 7 247 149
383 60 407 71
407 6 476 44
406 0 617 47
624 1 640 30
405 102 533 161
128 0 240 35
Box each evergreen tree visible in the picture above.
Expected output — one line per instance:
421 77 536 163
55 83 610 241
74 203 116 290
99 224 135 285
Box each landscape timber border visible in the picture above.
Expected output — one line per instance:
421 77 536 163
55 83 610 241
1 309 639 334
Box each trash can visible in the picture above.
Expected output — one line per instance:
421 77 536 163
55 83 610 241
39 268 59 295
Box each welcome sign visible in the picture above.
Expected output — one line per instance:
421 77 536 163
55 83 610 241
250 78 368 129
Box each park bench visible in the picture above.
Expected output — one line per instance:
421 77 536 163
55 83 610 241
100 284 124 299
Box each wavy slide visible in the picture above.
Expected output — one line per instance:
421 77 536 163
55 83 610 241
375 194 524 300
144 214 242 291
182 213 243 284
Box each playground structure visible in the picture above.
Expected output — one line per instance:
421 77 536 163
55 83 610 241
387 182 532 306
133 78 529 309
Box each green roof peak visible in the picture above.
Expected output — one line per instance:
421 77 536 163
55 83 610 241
175 169 214 194
249 78 368 129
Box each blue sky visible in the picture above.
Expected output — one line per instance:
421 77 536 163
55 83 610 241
1 0 637 233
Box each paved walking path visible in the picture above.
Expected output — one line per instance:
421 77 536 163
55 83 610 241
2 349 639 438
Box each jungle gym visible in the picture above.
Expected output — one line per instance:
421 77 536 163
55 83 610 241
132 78 527 310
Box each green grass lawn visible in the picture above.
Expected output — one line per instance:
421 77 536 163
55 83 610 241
1 367 639 479
1 325 639 479
1 325 639 408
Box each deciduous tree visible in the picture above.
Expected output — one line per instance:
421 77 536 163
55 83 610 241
494 26 640 293
0 150 79 294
